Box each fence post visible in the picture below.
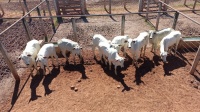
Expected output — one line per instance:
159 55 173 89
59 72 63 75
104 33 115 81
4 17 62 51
138 0 143 12
145 0 150 22
190 46 200 74
163 0 169 11
155 2 162 30
72 18 77 42
184 0 187 5
40 0 46 16
0 4 4 24
104 0 106 12
22 18 32 40
23 0 32 22
45 0 56 33
53 0 63 23
36 7 48 42
0 42 20 80
109 0 111 14
121 15 125 36
19 0 25 15
193 0 197 11
172 11 179 30
81 0 86 15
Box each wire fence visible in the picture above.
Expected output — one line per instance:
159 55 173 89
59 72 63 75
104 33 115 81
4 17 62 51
0 0 55 81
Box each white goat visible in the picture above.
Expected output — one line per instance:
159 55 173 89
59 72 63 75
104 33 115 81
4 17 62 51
98 42 125 75
160 31 182 62
129 32 149 67
149 28 174 53
19 39 40 71
92 34 120 59
111 35 129 57
36 43 58 75
58 38 83 64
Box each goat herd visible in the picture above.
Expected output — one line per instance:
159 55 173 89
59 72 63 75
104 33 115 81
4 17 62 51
18 28 182 76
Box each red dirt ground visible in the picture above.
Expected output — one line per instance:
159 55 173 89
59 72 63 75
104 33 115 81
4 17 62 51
1 47 200 112
0 0 200 112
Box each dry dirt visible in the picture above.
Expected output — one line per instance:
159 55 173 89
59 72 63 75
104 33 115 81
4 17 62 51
0 0 200 112
2 48 200 112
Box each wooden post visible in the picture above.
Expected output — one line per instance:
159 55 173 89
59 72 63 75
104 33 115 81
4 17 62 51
36 7 48 42
145 0 150 22
22 18 32 40
184 0 187 5
138 0 143 12
123 0 126 9
109 0 111 14
45 0 56 33
163 0 169 11
190 46 200 74
53 0 63 23
0 42 20 80
81 0 85 15
19 0 25 15
40 0 46 16
72 18 77 42
23 0 32 22
172 11 179 30
104 0 106 12
193 0 197 11
0 4 4 24
155 2 162 30
121 15 125 36
0 4 4 16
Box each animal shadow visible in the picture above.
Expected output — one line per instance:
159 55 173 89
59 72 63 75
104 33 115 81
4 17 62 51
123 54 133 70
63 63 88 79
152 55 162 66
134 57 154 85
163 55 187 76
29 69 44 102
42 66 60 96
100 61 131 92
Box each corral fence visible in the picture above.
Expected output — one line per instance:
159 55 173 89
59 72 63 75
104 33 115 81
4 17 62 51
0 0 56 81
0 0 199 82
143 0 200 74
